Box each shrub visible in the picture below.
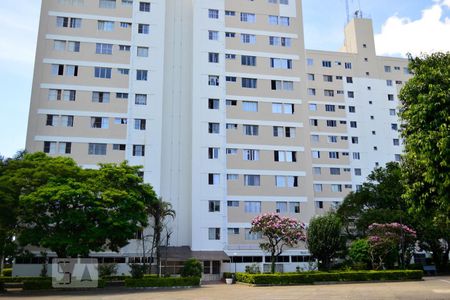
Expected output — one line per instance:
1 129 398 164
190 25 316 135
98 263 118 278
2 269 12 277
124 276 200 287
0 276 49 283
236 270 423 285
23 279 53 290
129 264 146 279
223 272 234 279
101 275 131 281
180 258 202 278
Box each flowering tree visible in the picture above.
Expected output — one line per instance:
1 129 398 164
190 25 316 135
250 213 305 273
367 223 417 270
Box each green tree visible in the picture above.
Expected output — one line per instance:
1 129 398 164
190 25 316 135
306 213 345 271
147 197 175 276
250 213 305 273
12 153 154 258
348 239 371 269
399 53 450 272
337 163 410 237
399 53 450 227
180 258 202 278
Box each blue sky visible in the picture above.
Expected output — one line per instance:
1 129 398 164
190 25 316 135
1 0 450 157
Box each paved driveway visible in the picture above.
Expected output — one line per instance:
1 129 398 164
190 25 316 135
2 277 450 300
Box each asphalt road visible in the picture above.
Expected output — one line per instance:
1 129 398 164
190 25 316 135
2 276 450 300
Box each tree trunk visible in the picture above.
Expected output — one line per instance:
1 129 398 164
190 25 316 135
271 252 276 274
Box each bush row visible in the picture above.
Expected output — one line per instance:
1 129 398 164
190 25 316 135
0 276 50 283
22 279 53 290
124 277 200 287
236 270 423 285
2 269 12 277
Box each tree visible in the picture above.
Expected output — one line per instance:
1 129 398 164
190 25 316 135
348 239 371 269
12 153 155 258
306 213 345 271
367 223 417 270
399 52 450 225
147 197 175 276
337 162 411 238
180 258 202 278
250 213 305 273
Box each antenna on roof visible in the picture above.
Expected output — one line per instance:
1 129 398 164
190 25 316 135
345 0 350 23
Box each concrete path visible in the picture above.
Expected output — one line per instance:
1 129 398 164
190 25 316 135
2 276 450 300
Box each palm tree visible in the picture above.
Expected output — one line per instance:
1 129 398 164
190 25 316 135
147 197 175 276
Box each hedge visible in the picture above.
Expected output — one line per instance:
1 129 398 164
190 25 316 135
236 270 423 285
125 277 200 288
23 279 53 290
101 275 131 281
2 269 12 277
0 276 50 283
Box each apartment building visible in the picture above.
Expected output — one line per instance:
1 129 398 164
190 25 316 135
23 0 410 278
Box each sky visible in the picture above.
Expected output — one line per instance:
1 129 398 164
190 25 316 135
1 0 450 158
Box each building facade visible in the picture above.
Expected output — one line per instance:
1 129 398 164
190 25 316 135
24 0 410 278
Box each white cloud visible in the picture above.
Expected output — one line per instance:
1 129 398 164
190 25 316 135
375 0 450 57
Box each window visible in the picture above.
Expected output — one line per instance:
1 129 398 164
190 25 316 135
67 41 80 52
242 78 257 88
354 168 362 176
241 34 256 44
274 151 296 162
393 139 400 146
330 168 340 175
134 119 146 130
228 174 239 180
331 184 342 192
98 20 114 31
226 99 237 106
325 104 335 112
244 201 261 213
307 88 316 96
58 142 72 154
53 40 66 51
139 1 150 11
344 62 352 69
91 117 109 129
208 173 220 185
225 10 235 16
310 135 319 143
384 65 391 72
227 201 239 207
208 52 219 63
280 16 290 26
390 109 396 116
349 106 356 113
92 91 110 103
353 152 361 160
228 228 239 235
347 91 354 98
271 80 293 91
208 98 219 109
323 75 333 82
96 43 113 54
208 200 220 212
137 46 149 57
132 145 145 157
59 115 74 127
136 70 148 81
242 101 258 112
328 136 338 143
269 36 291 47
388 94 394 101
307 58 314 66
99 0 116 8
57 17 81 28
119 45 130 51
241 55 256 66
245 229 262 240
43 141 57 154
313 167 321 175
208 147 219 159
225 32 235 38
326 120 337 127
270 58 292 69
276 176 298 187
329 151 340 159
285 127 295 138
138 24 149 34
322 60 331 68
208 75 219 86
208 30 219 40
240 12 256 23
113 144 126 151
46 114 57 126
208 228 220 240
226 76 236 82
312 150 320 159
243 149 259 161
94 67 112 78
324 90 334 97
135 94 147 105
243 125 258 136
65 65 78 77
120 22 131 28
244 175 260 186
314 184 323 192
208 122 220 134
121 0 132 5
350 121 357 128
351 136 359 144
307 73 315 81
276 202 287 213
88 143 107 155
386 79 393 86
208 9 219 19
